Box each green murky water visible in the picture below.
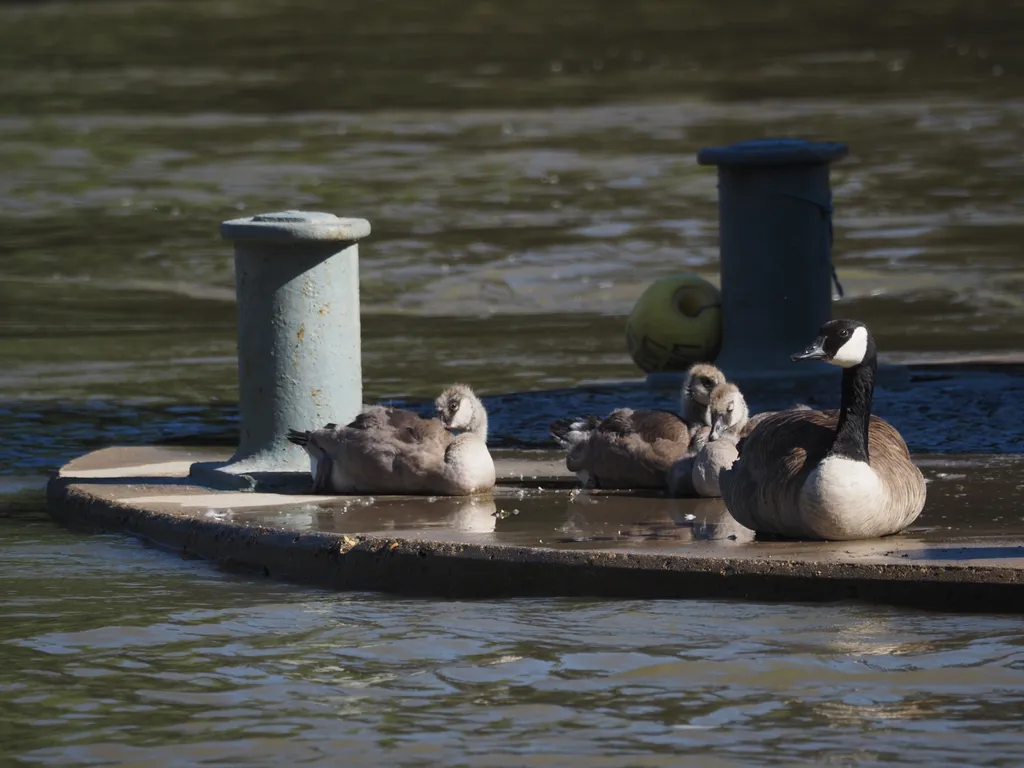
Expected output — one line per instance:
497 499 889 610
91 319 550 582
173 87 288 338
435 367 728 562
4 0 1024 763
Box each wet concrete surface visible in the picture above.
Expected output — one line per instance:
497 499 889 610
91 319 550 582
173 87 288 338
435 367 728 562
47 442 1024 613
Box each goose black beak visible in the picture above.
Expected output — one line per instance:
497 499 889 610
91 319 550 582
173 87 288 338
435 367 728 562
791 337 827 362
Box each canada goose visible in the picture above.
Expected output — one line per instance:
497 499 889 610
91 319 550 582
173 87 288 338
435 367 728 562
286 384 496 496
550 363 725 490
719 319 926 540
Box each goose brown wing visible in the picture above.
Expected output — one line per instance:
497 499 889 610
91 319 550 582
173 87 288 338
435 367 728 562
368 411 453 477
741 404 813 438
585 432 679 488
350 406 448 444
348 406 393 430
865 416 913 461
385 410 449 444
720 410 836 533
864 415 926 523
330 422 450 491
599 409 690 443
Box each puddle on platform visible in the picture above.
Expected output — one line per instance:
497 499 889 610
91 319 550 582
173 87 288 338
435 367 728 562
211 453 1024 559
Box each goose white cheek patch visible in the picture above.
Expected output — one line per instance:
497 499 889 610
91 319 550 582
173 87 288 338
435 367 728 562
830 326 869 368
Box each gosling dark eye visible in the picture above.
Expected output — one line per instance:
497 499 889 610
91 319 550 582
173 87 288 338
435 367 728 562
700 377 713 388
727 404 734 413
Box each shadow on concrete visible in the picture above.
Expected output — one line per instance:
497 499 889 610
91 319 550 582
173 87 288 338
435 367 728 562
56 475 196 488
896 547 1024 561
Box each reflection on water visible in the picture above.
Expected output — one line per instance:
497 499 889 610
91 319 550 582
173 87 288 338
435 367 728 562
106 453 1023 556
4 0 1024 762
214 485 758 545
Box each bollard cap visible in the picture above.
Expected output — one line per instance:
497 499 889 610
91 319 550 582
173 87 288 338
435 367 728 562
697 138 848 167
221 211 371 242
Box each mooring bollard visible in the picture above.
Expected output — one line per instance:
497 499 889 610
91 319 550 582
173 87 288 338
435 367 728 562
697 138 848 377
190 211 370 492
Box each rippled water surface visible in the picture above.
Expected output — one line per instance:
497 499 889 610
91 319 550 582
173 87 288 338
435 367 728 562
6 497 1024 766
4 0 1024 763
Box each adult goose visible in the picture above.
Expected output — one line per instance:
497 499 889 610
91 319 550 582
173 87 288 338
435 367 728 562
550 363 726 490
287 384 495 496
719 319 926 540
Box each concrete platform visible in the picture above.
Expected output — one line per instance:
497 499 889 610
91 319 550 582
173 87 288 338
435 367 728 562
46 445 1024 614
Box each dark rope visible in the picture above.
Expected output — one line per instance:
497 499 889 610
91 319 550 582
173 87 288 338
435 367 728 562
759 188 844 299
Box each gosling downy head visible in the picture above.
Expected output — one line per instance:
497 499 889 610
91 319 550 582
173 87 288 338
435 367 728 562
435 383 488 437
708 382 749 441
683 363 727 407
791 319 875 369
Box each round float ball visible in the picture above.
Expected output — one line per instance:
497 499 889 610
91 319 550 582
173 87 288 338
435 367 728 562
625 274 722 373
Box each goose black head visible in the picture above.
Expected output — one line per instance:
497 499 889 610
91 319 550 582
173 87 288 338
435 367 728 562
791 319 874 369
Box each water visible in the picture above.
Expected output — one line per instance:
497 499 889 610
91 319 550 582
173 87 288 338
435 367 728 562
4 0 1024 763
6 502 1024 766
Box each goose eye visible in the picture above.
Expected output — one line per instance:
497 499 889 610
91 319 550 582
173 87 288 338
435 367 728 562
839 329 850 338
700 377 713 388
727 404 734 412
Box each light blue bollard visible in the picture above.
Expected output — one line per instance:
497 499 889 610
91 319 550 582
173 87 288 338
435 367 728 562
190 211 370 492
697 138 848 378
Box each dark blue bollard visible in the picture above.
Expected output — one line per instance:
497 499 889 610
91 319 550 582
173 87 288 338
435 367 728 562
697 138 848 377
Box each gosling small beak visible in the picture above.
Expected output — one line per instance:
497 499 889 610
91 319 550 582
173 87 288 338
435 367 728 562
709 417 725 441
791 336 828 362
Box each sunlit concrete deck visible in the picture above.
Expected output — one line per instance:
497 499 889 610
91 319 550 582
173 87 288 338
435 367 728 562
47 444 1024 614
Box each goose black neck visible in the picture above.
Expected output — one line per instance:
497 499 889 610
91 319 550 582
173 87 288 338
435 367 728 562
829 352 877 463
